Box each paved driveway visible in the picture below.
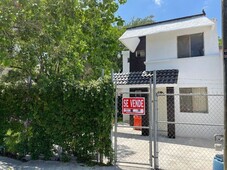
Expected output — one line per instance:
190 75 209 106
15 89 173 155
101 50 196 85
0 125 221 170
115 125 220 170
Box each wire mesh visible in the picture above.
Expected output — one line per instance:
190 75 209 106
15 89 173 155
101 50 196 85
157 93 224 170
114 90 224 170
114 90 151 166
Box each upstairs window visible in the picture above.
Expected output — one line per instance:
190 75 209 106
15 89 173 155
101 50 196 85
177 33 204 58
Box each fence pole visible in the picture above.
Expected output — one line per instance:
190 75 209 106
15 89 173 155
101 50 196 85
149 76 153 168
222 1 227 169
153 70 159 169
114 89 118 166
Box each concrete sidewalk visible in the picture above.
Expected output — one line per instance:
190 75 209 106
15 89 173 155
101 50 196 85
0 156 107 170
0 156 151 170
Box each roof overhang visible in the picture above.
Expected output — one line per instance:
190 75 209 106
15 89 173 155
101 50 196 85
116 84 178 89
120 37 140 53
119 16 214 52
113 69 179 89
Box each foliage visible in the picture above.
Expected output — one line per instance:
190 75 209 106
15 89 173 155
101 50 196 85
0 0 123 164
0 0 125 81
0 77 114 164
125 15 155 28
218 37 223 47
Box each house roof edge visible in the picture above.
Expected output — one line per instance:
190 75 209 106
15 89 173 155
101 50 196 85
126 12 206 30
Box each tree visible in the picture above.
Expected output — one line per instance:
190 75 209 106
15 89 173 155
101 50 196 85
125 15 155 28
0 0 127 162
219 37 223 47
0 0 126 82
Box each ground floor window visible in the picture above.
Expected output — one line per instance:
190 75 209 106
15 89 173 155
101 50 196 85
179 87 208 113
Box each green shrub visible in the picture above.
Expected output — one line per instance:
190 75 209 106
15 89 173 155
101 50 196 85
0 77 114 164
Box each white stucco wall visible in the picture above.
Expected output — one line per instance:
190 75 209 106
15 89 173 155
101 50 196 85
145 21 224 138
120 51 131 122
117 88 130 123
121 20 224 138
122 51 130 73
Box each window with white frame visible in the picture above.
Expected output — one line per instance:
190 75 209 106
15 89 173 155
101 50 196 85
177 33 204 58
179 87 208 113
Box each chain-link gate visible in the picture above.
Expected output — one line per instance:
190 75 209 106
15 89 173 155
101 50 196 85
113 89 153 168
113 70 161 169
114 92 224 170
113 70 224 170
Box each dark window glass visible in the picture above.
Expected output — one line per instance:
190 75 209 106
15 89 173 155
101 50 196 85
191 33 204 57
177 33 204 58
178 35 190 58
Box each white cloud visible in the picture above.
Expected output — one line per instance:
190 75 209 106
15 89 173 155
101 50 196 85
154 0 162 6
203 0 209 11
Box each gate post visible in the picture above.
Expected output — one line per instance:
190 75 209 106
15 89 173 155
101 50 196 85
153 70 159 169
114 90 118 165
149 75 153 168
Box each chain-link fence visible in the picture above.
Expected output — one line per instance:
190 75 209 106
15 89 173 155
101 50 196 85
157 93 224 170
113 88 224 170
113 89 152 167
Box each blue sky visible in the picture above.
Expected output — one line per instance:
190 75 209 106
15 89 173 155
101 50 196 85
117 0 221 36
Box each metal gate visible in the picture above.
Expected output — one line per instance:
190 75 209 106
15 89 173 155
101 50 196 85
113 71 224 170
113 90 153 168
113 71 159 169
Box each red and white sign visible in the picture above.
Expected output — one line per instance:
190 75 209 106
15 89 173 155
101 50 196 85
122 97 145 115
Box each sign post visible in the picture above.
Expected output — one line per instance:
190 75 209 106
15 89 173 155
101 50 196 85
122 97 145 115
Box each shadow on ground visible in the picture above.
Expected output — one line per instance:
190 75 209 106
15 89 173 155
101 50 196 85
115 131 214 149
0 156 152 170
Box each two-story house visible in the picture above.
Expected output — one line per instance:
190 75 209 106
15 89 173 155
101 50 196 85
114 12 224 138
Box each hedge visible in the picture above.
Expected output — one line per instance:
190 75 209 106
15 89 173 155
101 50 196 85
0 77 114 164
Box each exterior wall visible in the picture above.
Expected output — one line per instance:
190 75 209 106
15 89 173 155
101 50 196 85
121 20 224 138
174 87 224 138
121 51 130 122
145 22 224 138
117 88 130 123
122 51 130 73
129 36 146 72
145 25 219 62
157 88 167 135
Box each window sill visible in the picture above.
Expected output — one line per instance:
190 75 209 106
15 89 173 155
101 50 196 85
180 112 208 114
177 55 205 59
145 55 220 64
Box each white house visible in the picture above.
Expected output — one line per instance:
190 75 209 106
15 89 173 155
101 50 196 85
115 12 224 138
